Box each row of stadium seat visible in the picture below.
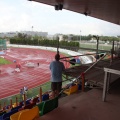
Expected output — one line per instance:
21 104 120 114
0 96 58 120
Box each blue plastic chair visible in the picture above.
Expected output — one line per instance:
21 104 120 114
42 94 49 101
11 105 22 111
1 109 18 120
26 98 31 105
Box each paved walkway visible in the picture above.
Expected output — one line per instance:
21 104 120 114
37 81 120 120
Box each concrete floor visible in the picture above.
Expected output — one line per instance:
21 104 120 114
37 80 120 120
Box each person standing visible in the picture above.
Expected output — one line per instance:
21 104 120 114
17 63 21 69
49 53 65 98
37 62 39 66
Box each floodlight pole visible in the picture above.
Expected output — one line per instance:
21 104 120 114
32 26 33 32
110 40 114 64
96 37 99 55
80 30 81 47
93 35 99 55
31 26 34 40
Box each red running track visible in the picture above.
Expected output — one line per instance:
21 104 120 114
0 47 70 99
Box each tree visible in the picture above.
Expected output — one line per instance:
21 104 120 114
63 35 68 41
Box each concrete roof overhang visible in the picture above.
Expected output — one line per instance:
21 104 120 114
29 0 120 25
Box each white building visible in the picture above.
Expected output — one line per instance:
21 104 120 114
0 31 48 38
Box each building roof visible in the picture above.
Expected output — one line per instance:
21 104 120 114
29 0 120 25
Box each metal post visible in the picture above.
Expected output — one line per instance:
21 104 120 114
81 72 85 91
0 103 1 110
96 38 99 55
93 35 99 61
57 36 59 54
107 72 111 93
102 71 108 102
10 99 12 108
111 40 114 64
23 94 26 106
39 87 42 103
16 97 18 107
103 68 120 101
3 102 6 110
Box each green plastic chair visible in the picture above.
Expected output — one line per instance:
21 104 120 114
43 96 58 115
36 102 45 116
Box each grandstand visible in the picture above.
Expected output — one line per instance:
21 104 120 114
0 44 119 120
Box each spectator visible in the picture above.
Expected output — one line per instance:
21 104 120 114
23 86 28 93
49 53 65 98
20 88 24 95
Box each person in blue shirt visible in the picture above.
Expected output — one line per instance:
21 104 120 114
50 53 65 98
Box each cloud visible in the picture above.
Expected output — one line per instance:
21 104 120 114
0 0 120 36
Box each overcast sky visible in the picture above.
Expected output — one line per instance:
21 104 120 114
0 0 120 36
